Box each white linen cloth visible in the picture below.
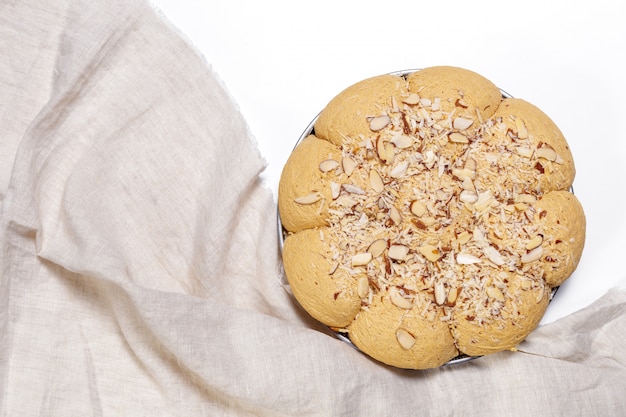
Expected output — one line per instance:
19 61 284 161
1 0 625 415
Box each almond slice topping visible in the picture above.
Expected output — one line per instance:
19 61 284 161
486 286 505 302
367 239 387 257
410 200 427 217
419 245 441 262
389 161 408 178
448 132 469 144
402 93 421 105
396 328 416 350
390 287 413 309
521 246 543 263
330 182 341 199
357 277 370 298
319 159 340 173
453 117 474 130
369 115 391 131
456 252 481 264
342 156 357 176
351 252 372 267
388 244 409 262
390 134 414 149
294 192 322 205
434 281 446 305
369 169 384 193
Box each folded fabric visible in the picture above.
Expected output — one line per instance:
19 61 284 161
1 0 625 416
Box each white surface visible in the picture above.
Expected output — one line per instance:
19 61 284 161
148 0 626 324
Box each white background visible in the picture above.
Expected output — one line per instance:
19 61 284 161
148 0 626 324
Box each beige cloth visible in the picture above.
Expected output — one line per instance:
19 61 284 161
1 0 625 415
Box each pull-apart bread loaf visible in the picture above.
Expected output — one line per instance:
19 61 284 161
278 66 585 369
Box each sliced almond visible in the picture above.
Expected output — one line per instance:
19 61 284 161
402 93 421 105
461 177 476 193
521 246 543 263
474 191 494 212
453 117 474 131
456 252 481 265
388 244 409 262
369 115 391 132
390 287 413 309
377 141 395 164
351 252 372 267
419 245 440 262
389 161 408 178
536 146 558 162
369 169 384 193
486 286 505 302
396 328 416 350
330 182 341 199
390 134 414 149
459 190 478 204
434 281 446 305
457 231 472 245
342 156 357 176
515 146 534 158
515 117 529 139
357 277 370 298
389 205 402 225
483 245 505 266
319 159 340 173
367 239 387 257
452 168 476 181
294 192 321 205
448 132 469 144
526 235 543 251
410 200 427 217
342 184 366 195
447 287 459 305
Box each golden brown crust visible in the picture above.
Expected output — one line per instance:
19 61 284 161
348 291 458 369
451 272 550 356
278 66 585 369
534 191 586 286
278 135 342 233
405 65 502 120
282 228 362 327
314 74 409 147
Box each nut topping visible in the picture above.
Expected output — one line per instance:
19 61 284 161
410 200 427 217
521 246 543 263
390 287 414 309
342 156 357 176
395 328 416 350
369 115 391 131
453 117 474 130
294 192 322 205
351 252 373 267
456 252 481 264
526 235 543 250
369 169 385 193
434 281 446 305
367 239 388 257
448 132 469 144
419 245 441 262
388 244 409 262
319 159 340 173
390 134 414 149
357 277 370 298
486 286 505 302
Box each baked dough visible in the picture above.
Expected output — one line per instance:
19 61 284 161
279 66 586 369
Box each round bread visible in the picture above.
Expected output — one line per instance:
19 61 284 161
278 66 586 369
